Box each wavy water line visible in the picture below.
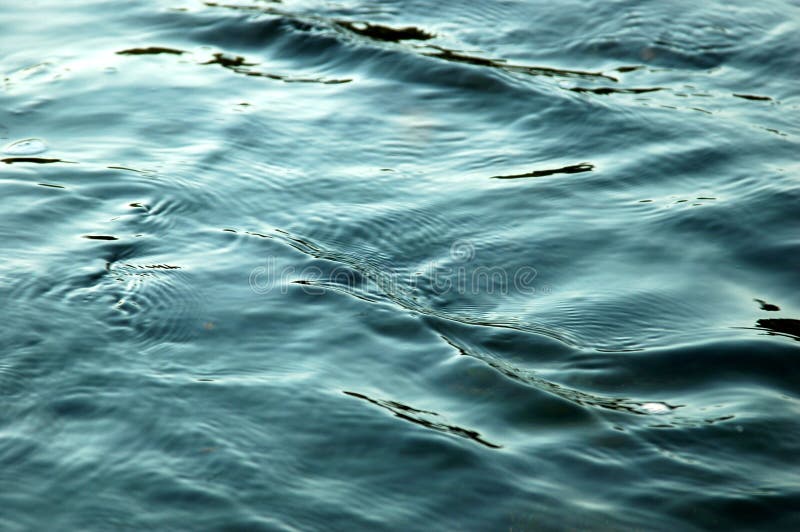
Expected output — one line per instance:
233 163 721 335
190 1 783 127
438 334 681 419
197 1 621 84
236 227 582 347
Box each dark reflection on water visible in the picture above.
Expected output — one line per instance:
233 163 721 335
755 298 780 312
1 0 799 529
756 319 800 341
335 21 434 43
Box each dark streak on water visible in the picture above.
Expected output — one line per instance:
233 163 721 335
734 93 773 102
1 0 799 530
117 47 186 55
570 86 663 95
491 163 595 179
2 157 64 164
83 235 120 241
343 391 502 449
423 45 619 81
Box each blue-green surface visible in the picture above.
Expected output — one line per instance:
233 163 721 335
1 1 799 530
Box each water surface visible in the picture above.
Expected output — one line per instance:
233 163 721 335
1 0 799 529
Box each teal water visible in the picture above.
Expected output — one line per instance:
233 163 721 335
1 0 799 530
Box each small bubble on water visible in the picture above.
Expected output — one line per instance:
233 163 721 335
4 138 47 155
641 402 671 414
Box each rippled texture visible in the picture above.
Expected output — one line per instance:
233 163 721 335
1 0 799 529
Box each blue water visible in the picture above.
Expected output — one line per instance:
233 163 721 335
2 0 799 529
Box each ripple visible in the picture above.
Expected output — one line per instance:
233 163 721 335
2 0 799 529
97 260 205 349
3 138 47 155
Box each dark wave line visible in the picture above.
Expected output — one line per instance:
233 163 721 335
199 2 618 83
343 391 501 449
117 48 350 84
422 46 618 82
202 52 351 83
569 87 663 95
